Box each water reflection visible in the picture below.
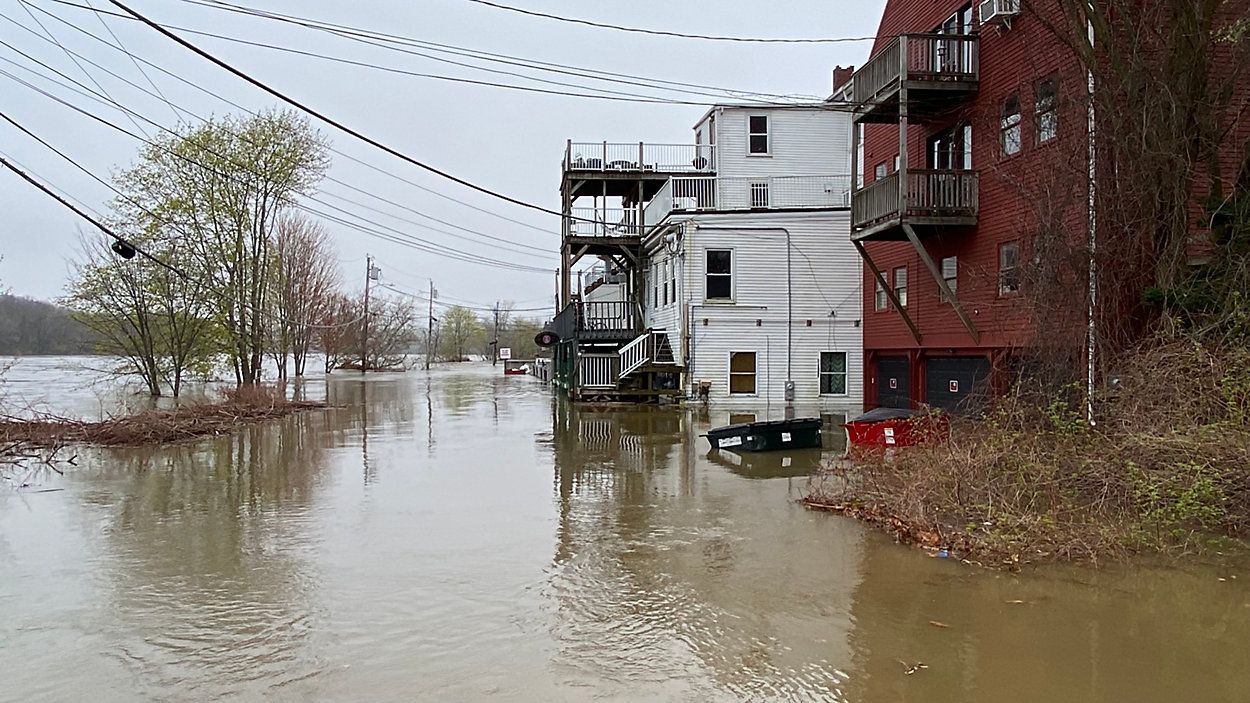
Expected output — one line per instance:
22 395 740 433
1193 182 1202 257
547 399 864 701
2 362 1249 702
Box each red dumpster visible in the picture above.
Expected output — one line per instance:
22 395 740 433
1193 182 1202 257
843 408 949 449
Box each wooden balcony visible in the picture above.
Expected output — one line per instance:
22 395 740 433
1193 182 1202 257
551 301 642 343
851 169 978 241
562 141 715 200
853 33 979 124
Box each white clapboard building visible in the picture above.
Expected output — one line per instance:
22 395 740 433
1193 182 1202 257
639 104 862 407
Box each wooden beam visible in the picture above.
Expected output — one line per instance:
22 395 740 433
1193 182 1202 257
901 224 980 344
853 240 922 344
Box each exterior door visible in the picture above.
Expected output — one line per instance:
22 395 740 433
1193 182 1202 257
924 356 991 413
876 356 911 409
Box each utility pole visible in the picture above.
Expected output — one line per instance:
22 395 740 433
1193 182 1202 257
361 254 372 373
425 279 436 370
492 301 501 366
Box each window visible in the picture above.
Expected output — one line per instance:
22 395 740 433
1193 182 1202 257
1036 77 1058 143
928 125 972 169
874 278 888 311
748 115 770 154
819 352 848 395
1001 93 1022 156
893 266 908 307
662 260 670 306
729 351 757 395
706 249 732 300
750 181 770 208
874 162 888 180
669 259 677 305
999 242 1021 295
651 263 659 308
893 154 900 172
940 256 958 301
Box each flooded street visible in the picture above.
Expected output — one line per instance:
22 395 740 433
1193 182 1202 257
2 359 1249 702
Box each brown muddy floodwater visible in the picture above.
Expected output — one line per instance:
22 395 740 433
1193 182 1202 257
2 358 1249 702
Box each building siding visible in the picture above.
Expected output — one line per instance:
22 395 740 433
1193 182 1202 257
703 107 851 180
646 210 862 408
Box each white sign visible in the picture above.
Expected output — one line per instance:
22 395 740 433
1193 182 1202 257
499 347 512 360
719 436 743 448
781 432 792 442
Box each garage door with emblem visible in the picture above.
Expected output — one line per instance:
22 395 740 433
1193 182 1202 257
875 356 911 409
925 357 991 412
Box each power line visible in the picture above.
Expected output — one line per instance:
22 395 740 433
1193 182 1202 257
0 58 554 276
0 36 558 273
172 0 820 104
14 2 557 236
460 0 878 44
103 0 633 220
82 0 182 123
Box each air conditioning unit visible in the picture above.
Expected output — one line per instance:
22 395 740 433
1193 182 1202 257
979 0 1020 25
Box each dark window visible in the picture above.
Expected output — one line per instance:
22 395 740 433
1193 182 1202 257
729 351 757 394
1001 93 1022 156
1036 77 1058 143
999 242 1021 294
893 266 908 307
748 115 769 154
940 256 958 301
874 278 888 311
928 125 972 169
820 352 848 395
706 249 732 300
669 259 677 304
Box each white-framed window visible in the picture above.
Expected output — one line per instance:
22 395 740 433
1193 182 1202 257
874 162 888 180
669 258 677 306
705 249 732 301
999 242 1021 295
662 260 670 306
651 263 658 307
729 351 757 395
940 256 958 301
819 351 848 395
1001 93 1022 156
1036 76 1058 143
893 266 908 307
893 154 900 172
747 115 770 155
874 278 888 311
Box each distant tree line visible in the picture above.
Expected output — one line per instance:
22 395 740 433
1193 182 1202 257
0 294 96 355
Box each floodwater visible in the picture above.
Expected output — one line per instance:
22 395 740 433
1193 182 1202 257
2 358 1249 702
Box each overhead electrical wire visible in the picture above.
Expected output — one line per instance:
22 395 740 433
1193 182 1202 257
0 23 558 268
460 0 877 44
170 0 822 104
101 0 637 221
0 56 555 275
14 2 557 237
82 0 182 123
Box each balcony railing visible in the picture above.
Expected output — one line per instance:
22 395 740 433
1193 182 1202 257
851 169 979 232
564 141 716 173
568 207 641 237
853 33 979 106
552 301 641 341
643 175 853 227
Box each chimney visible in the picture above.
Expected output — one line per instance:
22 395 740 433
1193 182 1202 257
831 65 855 92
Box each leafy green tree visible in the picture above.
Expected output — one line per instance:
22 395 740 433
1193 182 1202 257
438 305 484 361
113 110 329 384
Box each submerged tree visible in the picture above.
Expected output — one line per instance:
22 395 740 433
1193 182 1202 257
271 212 340 378
438 305 484 362
114 110 330 384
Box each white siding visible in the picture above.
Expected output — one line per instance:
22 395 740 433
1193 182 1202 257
646 210 862 409
585 282 624 303
711 107 851 179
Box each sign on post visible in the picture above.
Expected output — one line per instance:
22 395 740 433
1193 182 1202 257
499 347 512 360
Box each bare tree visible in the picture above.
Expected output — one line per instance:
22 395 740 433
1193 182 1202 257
271 212 340 377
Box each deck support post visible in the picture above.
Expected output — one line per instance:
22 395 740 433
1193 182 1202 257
902 224 980 344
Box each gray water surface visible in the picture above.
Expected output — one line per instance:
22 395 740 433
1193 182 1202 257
1 358 1248 702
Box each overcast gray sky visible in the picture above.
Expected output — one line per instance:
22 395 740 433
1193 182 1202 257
0 0 881 310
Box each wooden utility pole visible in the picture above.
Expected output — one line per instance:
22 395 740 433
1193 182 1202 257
492 301 501 366
361 254 372 373
425 279 435 370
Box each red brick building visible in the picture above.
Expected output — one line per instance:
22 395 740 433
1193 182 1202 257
847 0 1248 411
